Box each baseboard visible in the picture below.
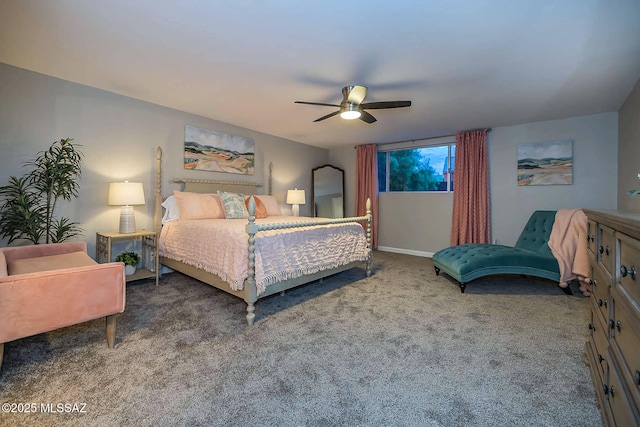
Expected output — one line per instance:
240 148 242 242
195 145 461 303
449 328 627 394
377 246 433 258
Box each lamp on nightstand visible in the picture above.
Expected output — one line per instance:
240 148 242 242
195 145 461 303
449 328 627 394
108 181 146 233
286 188 305 217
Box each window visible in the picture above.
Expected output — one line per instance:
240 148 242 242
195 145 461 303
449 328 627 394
378 142 455 192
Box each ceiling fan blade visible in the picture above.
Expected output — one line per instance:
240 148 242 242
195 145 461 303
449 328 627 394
295 101 341 107
360 100 411 109
346 85 367 104
359 110 377 123
313 110 340 122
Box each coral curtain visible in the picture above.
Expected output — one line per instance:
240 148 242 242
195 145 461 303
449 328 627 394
450 130 490 245
356 144 379 249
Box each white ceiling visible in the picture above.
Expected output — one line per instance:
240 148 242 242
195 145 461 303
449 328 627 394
1 0 639 149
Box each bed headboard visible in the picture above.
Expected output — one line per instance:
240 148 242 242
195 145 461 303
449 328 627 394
173 178 262 195
153 147 271 235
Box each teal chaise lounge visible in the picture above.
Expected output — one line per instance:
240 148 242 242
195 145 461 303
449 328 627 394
432 210 565 293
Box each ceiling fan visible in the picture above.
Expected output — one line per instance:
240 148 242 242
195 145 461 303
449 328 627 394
295 85 411 123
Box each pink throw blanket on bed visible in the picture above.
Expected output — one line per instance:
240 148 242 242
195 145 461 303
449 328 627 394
159 217 369 296
547 208 591 296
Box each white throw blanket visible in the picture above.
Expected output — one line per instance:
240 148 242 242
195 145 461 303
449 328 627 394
159 217 369 296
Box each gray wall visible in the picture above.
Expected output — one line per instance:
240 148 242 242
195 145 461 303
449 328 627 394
0 63 328 256
331 111 619 255
490 112 618 246
618 78 640 211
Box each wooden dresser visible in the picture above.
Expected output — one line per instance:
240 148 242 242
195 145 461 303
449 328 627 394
584 209 640 426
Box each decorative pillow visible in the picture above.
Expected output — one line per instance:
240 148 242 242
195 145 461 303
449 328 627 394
244 195 267 219
218 191 249 219
161 195 180 224
172 191 225 220
255 195 282 216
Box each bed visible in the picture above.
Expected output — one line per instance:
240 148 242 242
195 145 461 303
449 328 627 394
152 147 372 325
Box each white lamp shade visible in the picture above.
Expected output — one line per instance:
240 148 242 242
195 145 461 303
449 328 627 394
108 182 146 206
286 189 306 205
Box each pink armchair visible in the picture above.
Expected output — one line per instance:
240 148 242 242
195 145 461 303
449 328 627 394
0 242 126 370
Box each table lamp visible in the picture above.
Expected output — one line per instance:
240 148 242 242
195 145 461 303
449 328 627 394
286 188 306 217
108 181 146 233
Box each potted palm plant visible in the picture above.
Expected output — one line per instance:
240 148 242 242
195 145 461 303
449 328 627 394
115 251 140 276
0 138 83 244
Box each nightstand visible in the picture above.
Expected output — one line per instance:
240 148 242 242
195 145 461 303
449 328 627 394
96 230 159 285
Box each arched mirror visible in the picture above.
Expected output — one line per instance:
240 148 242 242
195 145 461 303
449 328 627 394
312 165 345 218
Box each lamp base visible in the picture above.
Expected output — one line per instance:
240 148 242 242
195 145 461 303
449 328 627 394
292 204 300 217
119 205 137 234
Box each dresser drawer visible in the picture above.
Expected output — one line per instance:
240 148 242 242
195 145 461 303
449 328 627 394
589 301 609 385
591 263 610 322
598 225 615 278
617 232 640 307
587 219 597 258
606 352 640 427
610 286 640 410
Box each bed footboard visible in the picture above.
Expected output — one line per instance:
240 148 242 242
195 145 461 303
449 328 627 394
243 196 372 325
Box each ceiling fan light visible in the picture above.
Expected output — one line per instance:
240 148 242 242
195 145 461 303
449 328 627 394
340 110 361 120
340 103 361 120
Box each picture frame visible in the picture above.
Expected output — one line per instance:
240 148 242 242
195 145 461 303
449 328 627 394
184 125 255 175
517 140 572 186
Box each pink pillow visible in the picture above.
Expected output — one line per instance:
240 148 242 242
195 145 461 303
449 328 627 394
255 195 282 216
173 191 225 220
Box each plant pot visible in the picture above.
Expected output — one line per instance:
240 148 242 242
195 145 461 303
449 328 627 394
125 265 137 276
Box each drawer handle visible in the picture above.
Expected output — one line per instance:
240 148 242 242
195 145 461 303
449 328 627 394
609 319 621 332
606 385 615 398
589 278 597 287
603 384 616 398
620 264 637 280
598 354 605 364
588 323 596 332
598 245 609 256
636 370 640 386
598 299 607 308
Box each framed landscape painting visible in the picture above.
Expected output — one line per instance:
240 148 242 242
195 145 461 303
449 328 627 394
184 125 255 175
517 140 572 186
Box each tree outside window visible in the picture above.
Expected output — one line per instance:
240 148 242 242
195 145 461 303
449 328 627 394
378 143 455 192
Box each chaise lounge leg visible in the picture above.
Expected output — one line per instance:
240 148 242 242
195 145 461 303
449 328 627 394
434 266 440 276
560 285 573 296
106 315 117 348
459 283 466 293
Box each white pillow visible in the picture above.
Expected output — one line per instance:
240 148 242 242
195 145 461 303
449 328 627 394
161 195 180 224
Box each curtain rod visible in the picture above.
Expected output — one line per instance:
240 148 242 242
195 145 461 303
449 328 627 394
355 128 491 148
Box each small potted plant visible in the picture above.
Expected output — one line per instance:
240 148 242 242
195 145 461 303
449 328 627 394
115 251 140 276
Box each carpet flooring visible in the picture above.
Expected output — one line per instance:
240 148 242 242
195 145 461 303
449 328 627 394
0 251 603 426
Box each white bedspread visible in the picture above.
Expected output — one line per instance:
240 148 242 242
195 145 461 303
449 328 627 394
159 217 369 296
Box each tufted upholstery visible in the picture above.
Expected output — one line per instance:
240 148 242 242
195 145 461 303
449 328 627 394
432 211 560 291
